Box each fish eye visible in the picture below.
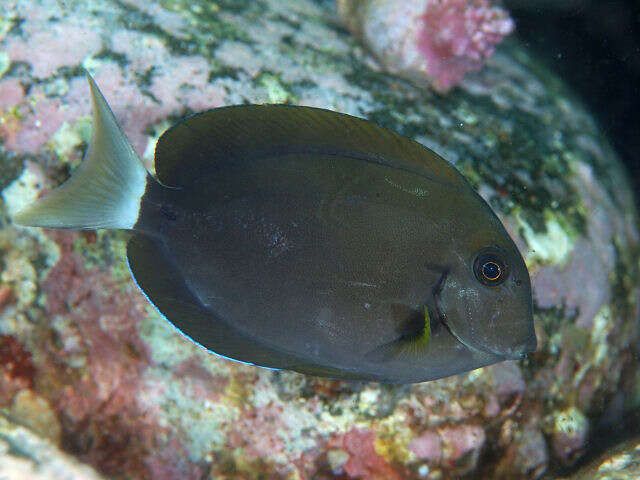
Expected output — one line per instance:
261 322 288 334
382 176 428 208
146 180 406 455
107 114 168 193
473 248 509 286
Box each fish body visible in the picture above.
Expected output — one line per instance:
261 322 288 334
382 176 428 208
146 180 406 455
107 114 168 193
15 74 536 383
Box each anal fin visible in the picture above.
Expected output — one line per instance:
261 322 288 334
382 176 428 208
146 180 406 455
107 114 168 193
126 234 302 370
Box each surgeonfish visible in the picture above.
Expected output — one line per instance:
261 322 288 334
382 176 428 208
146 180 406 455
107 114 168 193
14 73 536 383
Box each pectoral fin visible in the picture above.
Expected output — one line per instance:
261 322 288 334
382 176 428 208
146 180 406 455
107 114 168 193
366 304 432 362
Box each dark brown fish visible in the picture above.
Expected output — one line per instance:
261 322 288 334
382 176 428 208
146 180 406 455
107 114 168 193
14 74 536 383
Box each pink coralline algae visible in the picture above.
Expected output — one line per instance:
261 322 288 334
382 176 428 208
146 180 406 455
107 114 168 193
0 79 25 109
338 0 514 91
0 9 226 157
0 83 79 154
340 429 404 480
6 25 101 79
418 0 515 90
36 231 201 480
409 430 442 462
227 403 287 462
439 425 486 472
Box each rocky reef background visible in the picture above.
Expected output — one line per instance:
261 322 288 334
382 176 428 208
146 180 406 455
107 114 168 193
504 0 640 210
0 0 639 479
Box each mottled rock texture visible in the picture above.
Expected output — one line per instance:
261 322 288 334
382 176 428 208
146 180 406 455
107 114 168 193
0 412 106 480
0 0 638 479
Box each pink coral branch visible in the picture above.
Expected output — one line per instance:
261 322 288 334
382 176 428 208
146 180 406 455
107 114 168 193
418 0 515 90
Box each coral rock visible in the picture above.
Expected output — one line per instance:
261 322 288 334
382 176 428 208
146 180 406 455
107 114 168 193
439 425 486 473
338 0 514 91
342 429 404 480
410 430 442 462
9 389 63 446
0 334 35 405
552 407 590 464
0 0 638 479
559 438 640 480
0 413 107 480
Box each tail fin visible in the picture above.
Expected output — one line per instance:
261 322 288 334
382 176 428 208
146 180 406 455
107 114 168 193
13 73 149 230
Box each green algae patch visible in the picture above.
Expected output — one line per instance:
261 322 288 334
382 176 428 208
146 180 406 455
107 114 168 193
0 12 16 43
0 51 9 79
515 210 577 266
610 238 640 322
0 151 27 193
255 72 295 103
72 230 132 290
159 0 253 44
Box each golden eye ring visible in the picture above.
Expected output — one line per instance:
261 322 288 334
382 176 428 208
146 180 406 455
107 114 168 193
482 261 501 281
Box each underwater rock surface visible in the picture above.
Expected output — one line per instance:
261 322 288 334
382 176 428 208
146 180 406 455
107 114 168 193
0 412 107 480
0 0 638 479
559 438 640 480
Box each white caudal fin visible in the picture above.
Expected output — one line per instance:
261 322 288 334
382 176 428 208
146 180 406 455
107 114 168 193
13 72 149 230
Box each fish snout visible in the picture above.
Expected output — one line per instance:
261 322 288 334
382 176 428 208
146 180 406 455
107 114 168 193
502 335 537 360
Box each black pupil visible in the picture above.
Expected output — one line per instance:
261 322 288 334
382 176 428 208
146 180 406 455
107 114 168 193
482 262 500 280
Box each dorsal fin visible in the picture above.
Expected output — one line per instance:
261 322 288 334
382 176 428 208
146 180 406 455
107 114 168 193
153 104 467 188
